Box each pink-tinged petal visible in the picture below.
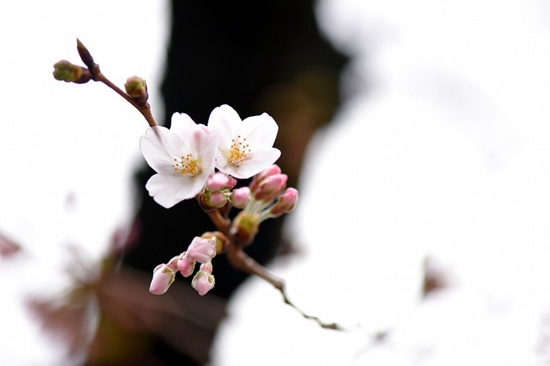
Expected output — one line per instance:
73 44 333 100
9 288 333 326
145 173 200 208
140 126 187 174
192 129 218 165
169 112 198 140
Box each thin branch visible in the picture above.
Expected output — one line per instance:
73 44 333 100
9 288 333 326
226 243 341 330
77 39 158 128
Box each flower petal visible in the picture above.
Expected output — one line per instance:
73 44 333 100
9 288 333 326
145 173 202 208
219 147 281 179
208 105 239 148
140 126 187 174
240 113 279 147
170 112 198 141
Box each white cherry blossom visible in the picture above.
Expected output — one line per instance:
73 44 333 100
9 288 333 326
208 104 281 179
140 112 217 208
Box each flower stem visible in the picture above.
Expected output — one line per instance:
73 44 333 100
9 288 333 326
77 39 158 128
226 244 340 330
205 207 340 329
95 72 158 127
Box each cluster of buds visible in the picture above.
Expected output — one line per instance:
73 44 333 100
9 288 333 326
150 234 224 296
231 165 298 246
52 60 92 84
150 165 298 296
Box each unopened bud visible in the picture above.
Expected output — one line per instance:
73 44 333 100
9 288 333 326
76 38 95 69
53 60 92 84
202 231 229 254
250 164 282 192
186 236 216 263
192 270 215 296
208 191 227 207
149 264 175 295
270 187 299 217
225 175 238 189
231 187 251 208
166 255 180 272
200 261 213 275
177 252 196 277
255 174 287 201
206 173 230 191
124 76 148 105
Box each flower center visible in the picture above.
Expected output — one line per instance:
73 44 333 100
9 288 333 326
228 135 251 166
172 153 202 177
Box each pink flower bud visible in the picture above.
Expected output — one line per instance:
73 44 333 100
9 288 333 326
255 174 287 201
192 270 215 296
200 261 213 274
250 164 282 192
209 191 227 207
225 175 238 189
206 173 230 191
270 188 299 217
177 252 196 277
166 255 180 272
231 187 251 208
149 264 175 295
257 164 282 181
186 237 216 263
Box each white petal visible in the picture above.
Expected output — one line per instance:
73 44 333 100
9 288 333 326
219 147 281 179
241 113 279 147
140 127 187 174
170 112 198 141
198 132 219 171
175 172 211 202
145 173 203 208
208 105 239 149
188 125 216 158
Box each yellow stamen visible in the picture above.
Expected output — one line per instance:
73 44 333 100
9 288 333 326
172 153 201 177
229 135 251 166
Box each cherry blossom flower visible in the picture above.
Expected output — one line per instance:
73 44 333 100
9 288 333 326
208 104 281 179
140 112 217 208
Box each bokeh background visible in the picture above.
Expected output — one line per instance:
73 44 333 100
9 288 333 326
2 0 550 365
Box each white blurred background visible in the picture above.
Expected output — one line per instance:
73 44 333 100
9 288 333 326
211 1 550 365
2 0 550 365
0 1 168 364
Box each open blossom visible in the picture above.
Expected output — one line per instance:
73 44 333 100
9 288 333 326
208 104 281 179
140 112 217 208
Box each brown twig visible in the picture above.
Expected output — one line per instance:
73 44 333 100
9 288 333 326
205 207 340 330
226 244 340 330
76 39 158 128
